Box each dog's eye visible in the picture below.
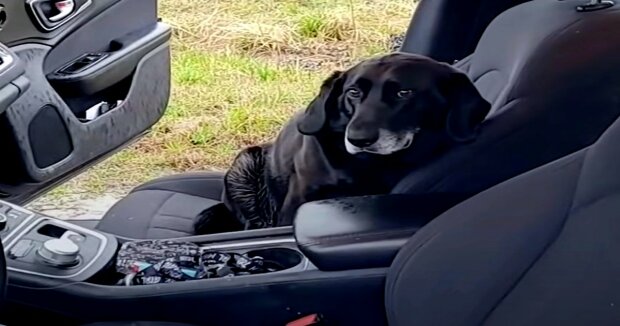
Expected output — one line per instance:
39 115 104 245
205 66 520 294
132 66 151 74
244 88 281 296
346 88 362 98
396 89 415 99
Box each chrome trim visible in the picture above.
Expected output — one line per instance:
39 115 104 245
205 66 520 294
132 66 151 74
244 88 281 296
201 238 297 250
28 0 92 32
0 48 14 74
5 217 108 279
0 202 36 246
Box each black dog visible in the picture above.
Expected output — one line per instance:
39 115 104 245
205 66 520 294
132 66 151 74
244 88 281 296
194 53 490 234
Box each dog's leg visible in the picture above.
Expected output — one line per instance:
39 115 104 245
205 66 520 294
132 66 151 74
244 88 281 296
223 145 276 229
194 203 244 234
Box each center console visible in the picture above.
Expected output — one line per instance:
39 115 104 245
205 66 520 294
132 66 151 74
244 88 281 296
1 201 354 325
1 202 116 282
1 193 460 325
1 200 309 284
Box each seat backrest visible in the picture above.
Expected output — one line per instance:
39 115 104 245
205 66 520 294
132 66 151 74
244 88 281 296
392 0 620 201
385 92 620 326
401 0 530 63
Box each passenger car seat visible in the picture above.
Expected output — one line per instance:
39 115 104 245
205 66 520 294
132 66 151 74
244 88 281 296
95 172 224 238
385 102 620 326
95 0 620 239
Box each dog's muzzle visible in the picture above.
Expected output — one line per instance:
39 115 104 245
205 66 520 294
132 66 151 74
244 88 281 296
344 128 420 155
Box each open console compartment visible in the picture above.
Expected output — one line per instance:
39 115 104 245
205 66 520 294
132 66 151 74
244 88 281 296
90 235 308 286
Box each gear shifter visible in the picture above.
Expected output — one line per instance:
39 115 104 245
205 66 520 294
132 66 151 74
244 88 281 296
37 231 81 266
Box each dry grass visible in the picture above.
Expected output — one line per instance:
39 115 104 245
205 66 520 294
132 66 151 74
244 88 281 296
52 0 416 196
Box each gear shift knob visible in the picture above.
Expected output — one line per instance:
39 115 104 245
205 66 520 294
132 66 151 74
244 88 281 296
37 231 81 266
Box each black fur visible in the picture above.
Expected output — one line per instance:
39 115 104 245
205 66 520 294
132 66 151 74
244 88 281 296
195 53 490 233
193 202 243 234
222 145 278 229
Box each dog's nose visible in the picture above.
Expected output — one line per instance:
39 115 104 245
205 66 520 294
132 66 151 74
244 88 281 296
347 135 378 148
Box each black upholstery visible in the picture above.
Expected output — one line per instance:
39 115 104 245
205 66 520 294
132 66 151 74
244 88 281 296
385 109 620 326
401 0 529 63
96 172 223 239
393 0 620 200
294 193 467 271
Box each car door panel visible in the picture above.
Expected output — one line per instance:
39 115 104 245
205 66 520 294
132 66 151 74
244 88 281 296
0 0 171 203
0 43 28 116
47 24 170 97
5 40 170 177
0 0 120 46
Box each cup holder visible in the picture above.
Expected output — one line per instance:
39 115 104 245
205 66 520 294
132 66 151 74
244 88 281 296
90 245 306 286
246 248 303 271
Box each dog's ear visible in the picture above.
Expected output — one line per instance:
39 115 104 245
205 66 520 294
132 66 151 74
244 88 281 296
441 71 490 142
297 71 345 135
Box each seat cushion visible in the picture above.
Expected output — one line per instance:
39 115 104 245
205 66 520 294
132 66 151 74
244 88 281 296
96 172 224 239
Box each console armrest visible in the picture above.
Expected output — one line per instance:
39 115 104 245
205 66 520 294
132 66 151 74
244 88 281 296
294 193 466 271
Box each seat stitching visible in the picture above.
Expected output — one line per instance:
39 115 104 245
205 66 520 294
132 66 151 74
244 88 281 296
385 230 442 322
135 178 222 193
142 177 223 186
570 193 620 216
135 185 223 201
149 226 192 235
138 175 223 186
134 176 222 192
145 192 175 238
130 189 219 204
480 151 587 323
472 68 500 83
569 142 620 213
156 213 196 220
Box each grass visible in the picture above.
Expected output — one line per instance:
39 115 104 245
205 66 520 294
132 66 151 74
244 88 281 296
50 0 416 197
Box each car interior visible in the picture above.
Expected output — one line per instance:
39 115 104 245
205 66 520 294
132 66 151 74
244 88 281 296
1 0 620 325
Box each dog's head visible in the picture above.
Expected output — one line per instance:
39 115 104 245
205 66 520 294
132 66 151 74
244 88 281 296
297 53 491 155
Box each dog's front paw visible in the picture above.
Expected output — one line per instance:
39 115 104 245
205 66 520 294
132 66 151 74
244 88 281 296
194 203 243 235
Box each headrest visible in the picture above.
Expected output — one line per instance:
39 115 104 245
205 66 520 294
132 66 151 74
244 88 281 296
465 0 619 116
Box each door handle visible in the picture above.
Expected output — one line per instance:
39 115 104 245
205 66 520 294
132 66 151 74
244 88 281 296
28 0 91 31
47 0 75 22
